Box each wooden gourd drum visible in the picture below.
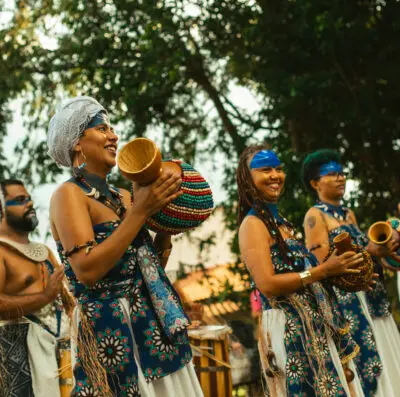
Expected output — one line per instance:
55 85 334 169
146 160 214 234
327 232 374 292
118 138 214 235
368 220 400 270
188 325 233 397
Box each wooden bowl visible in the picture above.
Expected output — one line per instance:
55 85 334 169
117 137 162 185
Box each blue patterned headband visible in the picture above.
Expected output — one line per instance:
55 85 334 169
86 111 110 130
250 150 281 169
319 161 343 177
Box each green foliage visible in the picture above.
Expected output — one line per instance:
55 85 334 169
1 0 400 318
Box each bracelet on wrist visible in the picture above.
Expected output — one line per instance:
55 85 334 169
299 270 313 287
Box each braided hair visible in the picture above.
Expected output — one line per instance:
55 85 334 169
236 146 295 267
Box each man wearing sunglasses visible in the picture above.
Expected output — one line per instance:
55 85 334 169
301 149 400 395
0 179 72 397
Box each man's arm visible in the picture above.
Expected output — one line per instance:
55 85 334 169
0 255 64 320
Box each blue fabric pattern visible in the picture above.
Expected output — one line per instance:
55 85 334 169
314 203 386 396
248 208 359 396
57 221 192 397
262 238 358 396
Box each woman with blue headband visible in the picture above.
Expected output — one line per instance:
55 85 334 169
236 146 365 396
302 149 400 396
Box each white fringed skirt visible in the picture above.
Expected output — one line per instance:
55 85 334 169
260 309 365 397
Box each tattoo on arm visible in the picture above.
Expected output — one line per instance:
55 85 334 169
309 244 321 252
307 216 316 229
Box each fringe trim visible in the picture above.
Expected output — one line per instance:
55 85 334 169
73 306 113 396
341 344 360 366
337 322 351 335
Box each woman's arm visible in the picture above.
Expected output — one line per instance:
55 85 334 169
303 207 330 263
239 216 327 298
240 216 363 298
51 171 182 287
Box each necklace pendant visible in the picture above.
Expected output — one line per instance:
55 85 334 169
86 188 96 198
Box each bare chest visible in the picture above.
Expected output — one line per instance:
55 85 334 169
3 250 47 295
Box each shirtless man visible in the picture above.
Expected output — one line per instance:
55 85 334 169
0 179 71 397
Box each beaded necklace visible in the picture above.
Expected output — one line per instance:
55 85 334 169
73 169 126 218
315 200 349 221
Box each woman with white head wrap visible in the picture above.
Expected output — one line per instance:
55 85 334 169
47 96 204 397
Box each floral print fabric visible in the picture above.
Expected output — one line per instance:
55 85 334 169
260 238 358 396
57 221 192 396
314 203 385 396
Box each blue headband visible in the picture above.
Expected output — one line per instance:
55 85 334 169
319 161 343 177
86 111 110 130
5 196 32 206
250 150 281 169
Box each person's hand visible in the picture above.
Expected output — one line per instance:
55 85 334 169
367 239 399 258
130 171 183 218
364 273 379 292
321 250 364 277
43 266 64 302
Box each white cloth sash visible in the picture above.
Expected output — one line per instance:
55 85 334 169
27 322 61 397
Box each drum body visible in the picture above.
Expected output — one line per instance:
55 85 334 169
146 161 214 235
188 325 232 397
58 338 73 397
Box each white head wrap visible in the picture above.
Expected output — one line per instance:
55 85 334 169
47 96 107 167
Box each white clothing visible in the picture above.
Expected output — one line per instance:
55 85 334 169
260 309 365 397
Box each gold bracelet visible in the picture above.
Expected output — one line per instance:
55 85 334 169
299 270 313 287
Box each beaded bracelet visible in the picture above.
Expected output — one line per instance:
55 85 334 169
63 240 97 257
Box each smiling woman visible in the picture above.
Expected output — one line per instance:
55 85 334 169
236 145 367 396
46 96 204 397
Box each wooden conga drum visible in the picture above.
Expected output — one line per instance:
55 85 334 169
188 325 233 397
58 338 73 397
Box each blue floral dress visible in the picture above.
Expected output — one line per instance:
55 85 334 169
258 238 358 396
314 202 385 396
57 221 192 397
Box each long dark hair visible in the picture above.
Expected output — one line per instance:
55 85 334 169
236 145 294 266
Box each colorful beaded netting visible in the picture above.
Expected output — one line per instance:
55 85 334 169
146 161 214 235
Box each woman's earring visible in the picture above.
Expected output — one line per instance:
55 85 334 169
78 151 87 169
